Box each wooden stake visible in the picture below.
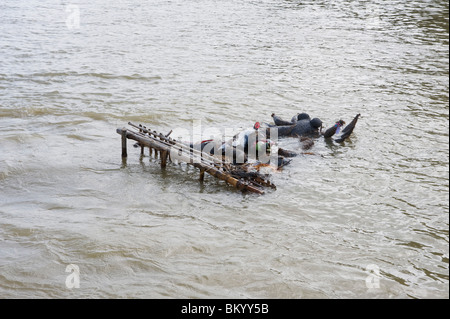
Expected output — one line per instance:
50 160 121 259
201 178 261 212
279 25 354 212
116 127 265 194
199 169 205 182
160 150 168 169
139 125 144 156
121 128 128 158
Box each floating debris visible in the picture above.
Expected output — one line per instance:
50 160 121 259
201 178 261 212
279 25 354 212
117 122 276 194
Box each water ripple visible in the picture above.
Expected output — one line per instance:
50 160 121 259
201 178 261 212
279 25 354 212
0 0 448 299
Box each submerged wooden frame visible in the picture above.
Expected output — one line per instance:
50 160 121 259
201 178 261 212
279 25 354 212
117 123 274 194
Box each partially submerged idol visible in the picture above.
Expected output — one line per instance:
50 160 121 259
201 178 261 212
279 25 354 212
192 113 361 170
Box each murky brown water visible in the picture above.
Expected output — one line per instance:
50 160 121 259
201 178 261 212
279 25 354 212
0 0 448 298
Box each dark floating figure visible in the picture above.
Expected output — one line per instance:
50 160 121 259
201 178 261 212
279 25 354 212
270 112 360 142
269 113 323 138
188 113 360 171
268 112 360 158
271 112 311 126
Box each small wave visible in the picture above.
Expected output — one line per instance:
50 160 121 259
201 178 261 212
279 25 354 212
66 134 96 141
80 111 111 122
24 72 162 82
0 170 8 181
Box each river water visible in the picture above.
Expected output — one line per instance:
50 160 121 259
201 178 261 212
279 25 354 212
0 0 448 299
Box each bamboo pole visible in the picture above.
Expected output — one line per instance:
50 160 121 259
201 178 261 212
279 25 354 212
117 128 171 153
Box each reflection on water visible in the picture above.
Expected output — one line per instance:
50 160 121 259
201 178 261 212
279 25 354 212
0 0 448 298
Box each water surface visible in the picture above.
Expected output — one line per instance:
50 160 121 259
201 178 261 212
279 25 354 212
0 0 448 298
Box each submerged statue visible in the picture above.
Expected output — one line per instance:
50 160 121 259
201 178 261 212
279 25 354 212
192 113 361 169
